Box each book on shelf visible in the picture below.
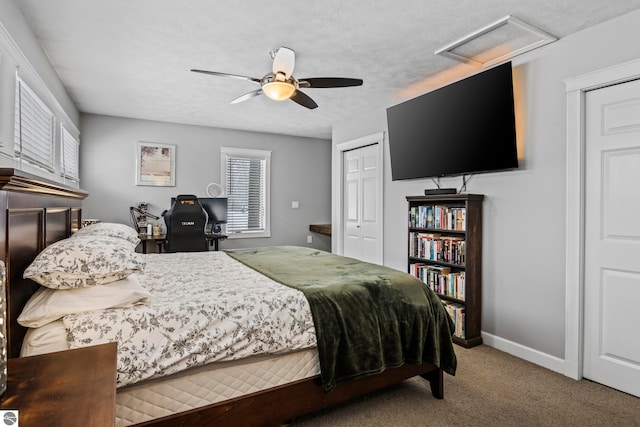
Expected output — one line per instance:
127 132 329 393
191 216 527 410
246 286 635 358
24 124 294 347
442 300 466 339
433 206 442 229
408 205 466 231
409 232 466 266
409 231 441 260
410 263 466 300
441 236 465 265
461 208 466 230
427 265 451 294
409 205 436 228
426 206 434 228
456 271 465 300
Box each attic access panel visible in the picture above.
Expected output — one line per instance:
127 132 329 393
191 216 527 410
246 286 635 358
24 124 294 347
435 15 557 67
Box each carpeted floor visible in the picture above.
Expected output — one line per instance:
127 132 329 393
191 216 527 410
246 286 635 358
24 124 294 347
288 345 640 426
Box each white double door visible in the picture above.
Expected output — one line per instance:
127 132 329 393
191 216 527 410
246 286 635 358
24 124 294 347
583 77 640 397
342 143 381 264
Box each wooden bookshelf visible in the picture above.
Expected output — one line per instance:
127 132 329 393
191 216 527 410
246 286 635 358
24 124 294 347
406 194 483 348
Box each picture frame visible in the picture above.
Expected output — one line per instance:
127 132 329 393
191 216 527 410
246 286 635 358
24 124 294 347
135 141 176 186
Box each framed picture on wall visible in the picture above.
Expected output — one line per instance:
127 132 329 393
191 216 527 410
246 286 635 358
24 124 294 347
135 141 176 186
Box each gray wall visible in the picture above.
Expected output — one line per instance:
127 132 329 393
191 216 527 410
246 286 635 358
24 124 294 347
80 113 332 251
0 1 79 183
332 9 640 361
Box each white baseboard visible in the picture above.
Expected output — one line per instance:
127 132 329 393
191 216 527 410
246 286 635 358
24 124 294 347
481 332 567 376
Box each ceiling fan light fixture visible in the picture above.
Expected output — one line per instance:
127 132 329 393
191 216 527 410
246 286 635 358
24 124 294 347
192 47 362 109
262 80 296 101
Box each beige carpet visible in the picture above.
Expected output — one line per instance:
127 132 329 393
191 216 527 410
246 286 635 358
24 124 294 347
289 345 640 426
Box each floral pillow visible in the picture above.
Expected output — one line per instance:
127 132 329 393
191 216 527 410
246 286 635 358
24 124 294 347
73 222 140 246
24 236 146 289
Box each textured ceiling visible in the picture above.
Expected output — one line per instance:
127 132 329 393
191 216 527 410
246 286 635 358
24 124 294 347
15 0 640 140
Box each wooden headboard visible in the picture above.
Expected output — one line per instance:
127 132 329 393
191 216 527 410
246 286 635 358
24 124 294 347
0 168 87 358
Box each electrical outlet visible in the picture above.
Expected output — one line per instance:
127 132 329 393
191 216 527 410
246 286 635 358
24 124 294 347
292 201 299 209
307 235 313 243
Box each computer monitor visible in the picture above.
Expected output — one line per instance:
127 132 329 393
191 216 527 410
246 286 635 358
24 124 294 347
197 197 228 224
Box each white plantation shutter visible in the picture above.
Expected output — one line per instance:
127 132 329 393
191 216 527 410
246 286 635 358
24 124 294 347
14 77 55 172
60 125 79 181
221 147 271 237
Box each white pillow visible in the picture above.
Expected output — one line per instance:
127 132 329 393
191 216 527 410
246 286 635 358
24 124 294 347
18 274 153 328
24 236 146 289
21 320 69 356
73 222 140 246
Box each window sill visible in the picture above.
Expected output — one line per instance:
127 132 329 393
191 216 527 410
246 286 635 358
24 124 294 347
227 231 271 239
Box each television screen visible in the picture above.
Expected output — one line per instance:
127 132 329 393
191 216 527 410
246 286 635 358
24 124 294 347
386 61 518 181
198 197 228 224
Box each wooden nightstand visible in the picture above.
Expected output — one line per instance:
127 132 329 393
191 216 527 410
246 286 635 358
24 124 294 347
0 342 117 426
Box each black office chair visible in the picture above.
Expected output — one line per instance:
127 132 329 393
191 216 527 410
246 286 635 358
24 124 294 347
163 195 209 253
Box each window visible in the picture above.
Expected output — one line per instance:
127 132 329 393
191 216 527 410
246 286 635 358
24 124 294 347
221 147 271 238
60 125 79 182
12 74 80 186
14 76 55 172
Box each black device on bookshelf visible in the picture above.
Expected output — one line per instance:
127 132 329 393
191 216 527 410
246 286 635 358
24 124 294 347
387 62 518 181
424 188 457 195
406 193 483 348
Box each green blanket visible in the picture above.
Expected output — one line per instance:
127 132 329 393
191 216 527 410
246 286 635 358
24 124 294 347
225 246 457 392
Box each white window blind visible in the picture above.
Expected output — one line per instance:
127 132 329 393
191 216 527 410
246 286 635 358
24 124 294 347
14 77 55 172
60 125 79 181
221 147 271 237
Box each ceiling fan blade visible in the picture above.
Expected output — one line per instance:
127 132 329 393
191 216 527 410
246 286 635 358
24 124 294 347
191 69 261 84
298 77 363 88
290 90 318 109
230 89 263 104
272 47 295 78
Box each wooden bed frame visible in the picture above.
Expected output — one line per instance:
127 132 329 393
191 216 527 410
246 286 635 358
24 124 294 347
0 169 86 359
0 168 445 426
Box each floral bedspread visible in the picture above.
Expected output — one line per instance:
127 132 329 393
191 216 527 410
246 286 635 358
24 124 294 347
63 251 317 388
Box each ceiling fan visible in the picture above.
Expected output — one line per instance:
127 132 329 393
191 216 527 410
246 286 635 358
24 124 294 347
191 47 363 109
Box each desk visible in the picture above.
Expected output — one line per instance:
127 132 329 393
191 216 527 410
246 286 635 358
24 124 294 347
309 224 332 235
139 233 227 252
206 233 227 251
139 233 166 254
0 343 117 426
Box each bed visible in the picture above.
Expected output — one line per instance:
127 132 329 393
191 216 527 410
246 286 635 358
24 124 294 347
1 169 457 426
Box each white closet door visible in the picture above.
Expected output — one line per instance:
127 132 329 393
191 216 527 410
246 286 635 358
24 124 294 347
583 78 640 397
342 144 381 264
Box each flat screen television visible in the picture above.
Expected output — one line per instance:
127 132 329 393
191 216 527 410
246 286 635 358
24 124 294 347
386 61 518 181
198 197 228 224
169 197 228 224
